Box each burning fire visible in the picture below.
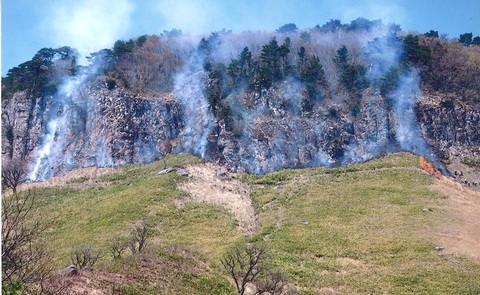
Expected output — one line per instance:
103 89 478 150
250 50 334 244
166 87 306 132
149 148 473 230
419 156 442 179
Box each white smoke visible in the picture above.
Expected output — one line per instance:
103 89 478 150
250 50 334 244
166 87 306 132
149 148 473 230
29 70 91 181
330 0 406 27
28 119 58 180
173 56 216 158
29 0 136 180
27 16 444 179
391 69 431 155
46 0 135 64
155 0 220 35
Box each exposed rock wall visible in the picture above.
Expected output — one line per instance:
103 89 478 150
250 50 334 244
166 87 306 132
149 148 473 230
2 79 183 180
2 91 45 161
417 103 480 158
2 77 478 180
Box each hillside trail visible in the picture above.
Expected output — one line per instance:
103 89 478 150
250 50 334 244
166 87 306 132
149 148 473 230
428 175 480 260
179 163 258 234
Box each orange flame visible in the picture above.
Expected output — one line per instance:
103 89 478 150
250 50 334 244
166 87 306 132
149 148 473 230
419 156 442 179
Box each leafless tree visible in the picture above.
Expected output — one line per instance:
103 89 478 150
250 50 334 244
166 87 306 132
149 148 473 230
2 158 27 193
69 244 102 269
2 191 55 293
129 220 154 254
220 243 266 295
254 271 288 295
108 235 129 260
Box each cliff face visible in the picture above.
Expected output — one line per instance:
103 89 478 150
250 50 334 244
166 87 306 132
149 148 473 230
3 27 479 180
2 77 183 180
2 73 478 180
2 91 44 163
417 102 480 158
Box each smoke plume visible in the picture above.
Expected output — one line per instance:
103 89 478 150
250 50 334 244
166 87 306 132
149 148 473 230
46 0 135 64
25 20 445 180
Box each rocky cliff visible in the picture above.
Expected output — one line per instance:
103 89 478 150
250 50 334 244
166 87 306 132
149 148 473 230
2 24 479 180
3 73 478 180
417 102 480 158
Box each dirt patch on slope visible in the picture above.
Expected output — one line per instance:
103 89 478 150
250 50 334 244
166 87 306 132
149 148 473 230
446 157 480 192
179 163 258 234
18 166 116 191
429 175 480 260
50 271 128 295
49 248 214 294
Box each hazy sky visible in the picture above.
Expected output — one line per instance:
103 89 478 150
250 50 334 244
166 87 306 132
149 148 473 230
2 0 480 76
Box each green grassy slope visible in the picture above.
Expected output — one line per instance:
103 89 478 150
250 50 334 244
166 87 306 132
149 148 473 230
244 154 480 294
25 153 480 294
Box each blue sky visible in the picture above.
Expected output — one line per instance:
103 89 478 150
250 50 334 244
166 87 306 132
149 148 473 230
2 0 480 76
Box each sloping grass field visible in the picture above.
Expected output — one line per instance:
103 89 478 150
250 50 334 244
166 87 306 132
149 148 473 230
22 153 480 294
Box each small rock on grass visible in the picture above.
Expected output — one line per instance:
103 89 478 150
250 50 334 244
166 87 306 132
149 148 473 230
59 265 79 276
158 167 174 175
176 168 189 177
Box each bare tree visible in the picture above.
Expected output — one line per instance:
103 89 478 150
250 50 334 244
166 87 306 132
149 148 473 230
108 236 129 260
69 244 102 269
2 191 55 293
254 272 288 295
220 243 266 295
2 158 27 194
129 220 154 254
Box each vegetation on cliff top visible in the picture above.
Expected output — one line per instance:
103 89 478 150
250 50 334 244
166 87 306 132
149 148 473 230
3 18 480 108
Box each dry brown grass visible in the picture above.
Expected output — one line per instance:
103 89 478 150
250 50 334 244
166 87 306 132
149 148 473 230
428 175 480 260
180 163 258 234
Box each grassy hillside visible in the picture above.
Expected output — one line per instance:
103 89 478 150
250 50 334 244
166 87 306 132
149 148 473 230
17 153 480 294
243 154 480 294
